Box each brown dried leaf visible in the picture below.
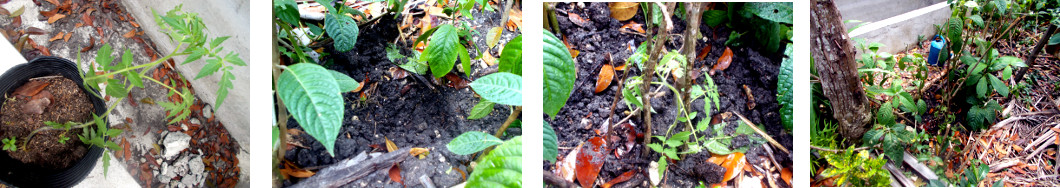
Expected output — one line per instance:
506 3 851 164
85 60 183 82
389 67 409 80
389 163 404 186
576 137 607 188
743 85 755 110
21 97 50 115
595 64 614 93
697 44 713 61
506 9 522 31
385 136 398 152
711 47 733 75
568 12 591 28
123 30 136 38
44 0 59 6
601 169 638 188
444 73 469 89
24 27 46 35
47 14 66 24
282 168 315 178
481 51 497 66
352 76 368 92
620 21 645 34
608 2 639 21
409 147 429 158
781 167 792 185
555 142 582 182
49 32 63 42
81 11 93 26
486 27 503 49
80 36 96 52
13 81 49 97
63 32 71 42
39 9 56 18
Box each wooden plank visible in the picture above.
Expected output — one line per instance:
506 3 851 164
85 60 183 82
885 162 915 187
903 151 940 180
291 148 411 188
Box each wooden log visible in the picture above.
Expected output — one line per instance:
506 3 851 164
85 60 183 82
903 152 939 180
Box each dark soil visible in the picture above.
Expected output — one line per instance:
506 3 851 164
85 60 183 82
545 2 791 187
0 76 90 170
280 3 521 187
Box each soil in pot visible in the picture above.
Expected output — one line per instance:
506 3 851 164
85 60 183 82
0 76 91 170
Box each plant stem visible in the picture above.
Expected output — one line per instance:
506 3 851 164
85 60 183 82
1013 24 1056 84
273 24 291 184
641 2 675 157
85 43 187 81
493 106 522 138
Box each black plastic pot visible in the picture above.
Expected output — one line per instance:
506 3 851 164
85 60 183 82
0 57 107 187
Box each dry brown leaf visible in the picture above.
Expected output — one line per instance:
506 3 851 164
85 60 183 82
608 2 639 21
567 12 591 28
409 147 429 157
506 9 522 31
781 167 792 185
283 168 315 178
44 0 59 6
486 27 503 49
63 32 70 42
123 30 136 38
389 163 404 186
389 67 409 80
39 9 56 18
562 36 579 59
697 44 713 61
81 11 93 26
48 14 66 24
385 136 398 152
81 36 95 52
620 21 645 34
24 27 46 35
595 64 614 93
482 51 497 66
13 81 49 98
601 169 638 188
711 47 733 75
49 32 63 42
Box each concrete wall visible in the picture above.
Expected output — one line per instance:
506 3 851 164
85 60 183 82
837 0 951 54
120 0 250 186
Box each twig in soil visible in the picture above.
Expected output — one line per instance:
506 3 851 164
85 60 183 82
543 171 579 188
733 112 789 154
606 53 630 137
989 158 1020 172
290 148 411 188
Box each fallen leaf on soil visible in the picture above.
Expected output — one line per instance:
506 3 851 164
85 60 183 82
44 0 59 6
389 67 409 80
482 51 497 66
620 21 645 33
9 6 23 18
39 9 56 18
601 169 638 188
49 32 63 42
385 136 398 152
80 37 96 52
708 152 746 182
281 168 315 178
388 162 404 186
506 9 522 31
781 167 792 185
697 44 713 61
122 137 131 160
568 12 591 28
486 27 503 49
711 47 733 75
123 30 136 38
13 81 49 98
32 90 53 102
21 97 51 115
608 2 639 21
48 14 66 24
562 36 579 59
24 27 46 35
409 147 429 158
0 8 8 17
576 137 607 188
556 142 582 182
445 73 470 89
352 76 368 92
595 64 614 93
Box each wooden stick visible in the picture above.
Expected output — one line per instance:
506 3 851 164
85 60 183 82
734 112 789 154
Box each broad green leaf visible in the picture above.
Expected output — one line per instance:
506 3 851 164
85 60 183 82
106 79 127 98
968 15 984 28
664 150 679 160
543 31 576 118
876 102 895 125
325 13 360 52
1050 33 1060 46
977 76 989 97
211 36 231 49
277 63 344 156
745 2 792 24
447 131 503 155
777 43 793 131
543 122 559 163
1000 56 1025 67
988 75 1007 97
465 137 521 188
470 72 522 106
647 143 664 153
457 44 471 77
468 100 495 120
329 70 359 92
702 10 727 28
704 139 733 155
423 24 460 77
216 69 235 108
498 35 522 75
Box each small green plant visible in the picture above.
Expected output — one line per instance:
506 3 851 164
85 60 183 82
778 43 793 131
543 30 576 119
820 146 891 187
2 137 15 152
862 102 916 163
43 121 74 144
958 159 990 187
447 134 522 187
